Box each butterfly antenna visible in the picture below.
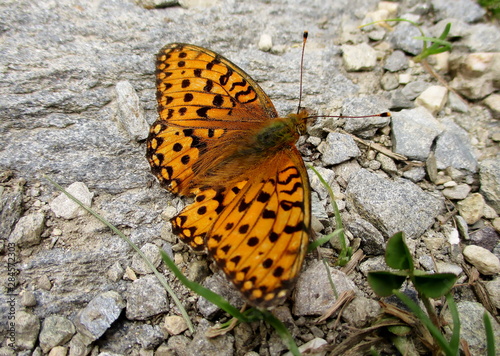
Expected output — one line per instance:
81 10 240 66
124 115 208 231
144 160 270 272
297 31 308 115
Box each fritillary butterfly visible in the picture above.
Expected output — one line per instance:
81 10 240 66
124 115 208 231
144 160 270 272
146 42 311 308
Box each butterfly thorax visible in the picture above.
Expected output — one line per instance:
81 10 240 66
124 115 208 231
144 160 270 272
190 110 309 191
252 109 309 153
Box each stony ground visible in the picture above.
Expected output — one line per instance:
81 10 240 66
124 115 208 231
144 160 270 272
1 0 500 355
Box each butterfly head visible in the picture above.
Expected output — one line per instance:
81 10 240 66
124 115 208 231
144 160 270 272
287 109 309 136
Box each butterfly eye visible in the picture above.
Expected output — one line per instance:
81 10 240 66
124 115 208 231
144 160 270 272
296 123 307 135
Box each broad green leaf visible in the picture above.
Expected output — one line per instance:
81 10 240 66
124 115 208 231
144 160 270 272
367 271 406 297
385 232 414 271
413 273 458 298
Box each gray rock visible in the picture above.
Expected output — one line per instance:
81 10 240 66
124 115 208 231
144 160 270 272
376 153 398 175
15 310 40 350
311 191 329 221
346 218 385 255
380 72 399 91
383 50 409 72
130 243 161 275
389 89 415 110
187 260 209 284
358 255 388 276
391 107 444 161
75 291 125 342
429 18 470 39
49 182 94 220
401 81 432 100
464 23 500 52
186 319 234 356
9 212 45 248
479 158 500 214
0 182 24 241
293 260 360 316
125 274 169 320
431 0 486 23
106 261 124 282
448 91 469 113
388 21 423 55
485 278 500 309
346 169 444 239
68 332 93 356
114 81 150 142
342 96 391 136
319 133 360 166
342 296 381 328
307 166 338 200
197 272 244 319
442 184 471 200
342 43 377 72
434 118 478 172
333 160 362 186
469 227 499 252
167 335 191 356
442 302 500 356
455 215 470 240
39 315 76 353
402 166 426 182
136 324 164 350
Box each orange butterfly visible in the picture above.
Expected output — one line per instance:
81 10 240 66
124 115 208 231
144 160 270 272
146 43 311 308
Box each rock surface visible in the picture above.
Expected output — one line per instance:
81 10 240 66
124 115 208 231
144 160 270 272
1 0 499 355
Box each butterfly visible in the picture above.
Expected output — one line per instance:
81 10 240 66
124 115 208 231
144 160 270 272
146 42 311 308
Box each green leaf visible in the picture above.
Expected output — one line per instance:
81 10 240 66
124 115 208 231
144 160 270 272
413 273 458 298
385 232 414 271
367 271 407 297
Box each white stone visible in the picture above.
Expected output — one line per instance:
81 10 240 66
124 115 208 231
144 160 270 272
398 73 412 84
258 34 273 52
342 43 377 72
115 81 149 141
415 85 448 114
463 245 500 275
283 338 328 356
50 182 94 220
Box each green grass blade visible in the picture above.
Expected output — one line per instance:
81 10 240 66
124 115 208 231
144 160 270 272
45 176 194 332
394 290 455 356
483 311 496 356
160 251 250 322
446 293 461 355
160 250 301 354
308 166 351 265
308 228 344 252
259 309 302 356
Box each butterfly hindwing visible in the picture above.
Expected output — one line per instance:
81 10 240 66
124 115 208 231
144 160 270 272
206 150 311 307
